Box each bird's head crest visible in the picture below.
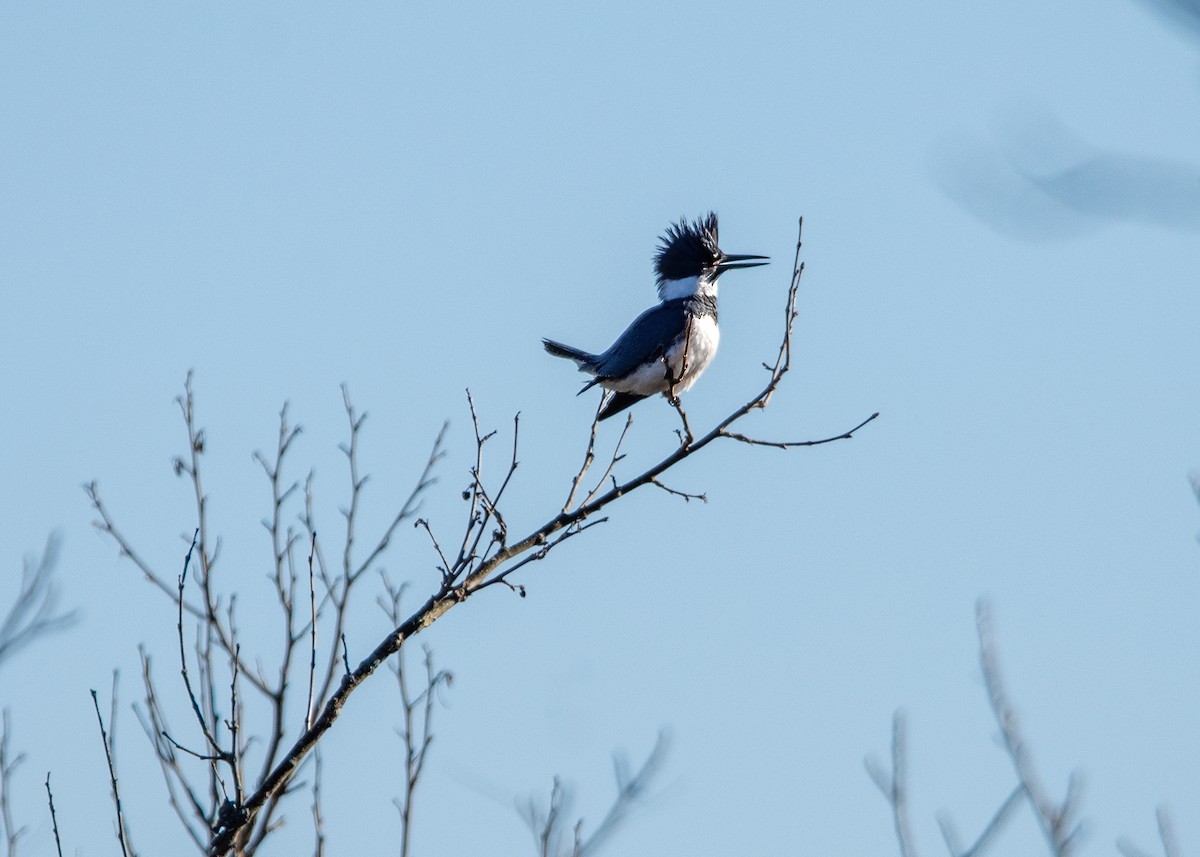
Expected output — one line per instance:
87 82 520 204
654 212 720 284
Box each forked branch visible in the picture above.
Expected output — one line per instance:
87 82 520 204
873 606 1088 857
522 733 668 857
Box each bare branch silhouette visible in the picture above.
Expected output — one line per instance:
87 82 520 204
92 685 133 857
0 711 26 857
380 576 452 857
44 772 64 857
937 785 1022 857
978 603 1083 857
203 218 874 854
522 734 668 857
0 538 76 857
1118 805 1181 857
90 378 448 855
866 712 919 857
874 606 1112 857
309 752 325 857
80 219 875 855
0 535 76 670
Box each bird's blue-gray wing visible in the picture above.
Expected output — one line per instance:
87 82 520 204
593 300 689 380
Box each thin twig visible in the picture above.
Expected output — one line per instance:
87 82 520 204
582 415 633 508
522 734 667 857
415 520 454 584
721 411 879 449
175 530 225 758
977 603 1082 857
937 785 1022 857
135 650 208 848
388 609 450 857
459 391 512 577
480 412 522 555
866 711 919 857
91 689 133 857
0 710 26 857
563 400 605 513
1116 805 1179 857
159 731 225 762
648 478 707 503
226 638 244 807
0 534 76 668
44 772 64 857
578 733 668 855
1157 806 1180 857
310 752 324 857
477 518 609 593
306 532 318 731
86 488 267 696
253 404 304 815
314 409 445 711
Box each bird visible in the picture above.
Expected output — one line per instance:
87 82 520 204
542 212 768 420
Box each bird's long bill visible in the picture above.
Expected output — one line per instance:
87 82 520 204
718 253 770 271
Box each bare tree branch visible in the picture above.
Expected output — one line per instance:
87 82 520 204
77 219 870 856
648 477 706 503
175 530 226 760
866 711 919 857
309 752 325 857
579 416 633 510
91 686 134 857
578 734 668 855
382 577 451 857
312 394 446 715
0 711 26 857
91 375 447 854
305 532 319 732
88 387 270 701
0 535 76 670
0 540 77 857
1118 806 1181 857
977 603 1083 857
134 649 208 850
873 606 1101 857
562 399 606 514
44 772 64 857
522 733 668 857
206 216 875 855
1157 806 1181 857
937 785 1022 857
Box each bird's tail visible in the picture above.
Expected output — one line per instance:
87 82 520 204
599 391 647 420
542 338 597 369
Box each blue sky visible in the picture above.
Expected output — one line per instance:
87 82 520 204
2 2 1200 855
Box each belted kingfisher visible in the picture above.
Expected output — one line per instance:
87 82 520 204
543 212 768 420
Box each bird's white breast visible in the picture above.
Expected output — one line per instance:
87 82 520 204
602 314 719 397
